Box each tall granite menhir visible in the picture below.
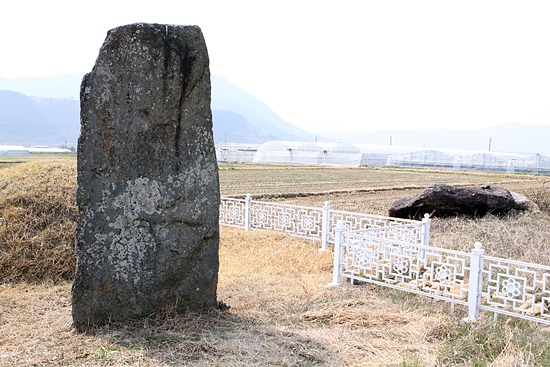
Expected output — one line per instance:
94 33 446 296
72 23 220 330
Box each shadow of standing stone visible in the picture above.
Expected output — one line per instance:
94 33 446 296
72 23 220 330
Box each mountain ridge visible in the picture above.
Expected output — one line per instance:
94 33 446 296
0 74 548 154
211 75 315 142
0 90 79 146
0 73 315 145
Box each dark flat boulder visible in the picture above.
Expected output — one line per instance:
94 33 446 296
389 184 518 219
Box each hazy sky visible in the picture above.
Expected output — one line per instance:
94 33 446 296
2 1 550 135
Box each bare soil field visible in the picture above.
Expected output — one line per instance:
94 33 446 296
218 162 543 199
255 181 549 217
2 158 550 366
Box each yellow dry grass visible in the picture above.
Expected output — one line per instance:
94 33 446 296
0 158 77 282
2 159 550 365
0 228 449 366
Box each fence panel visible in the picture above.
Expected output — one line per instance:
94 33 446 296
478 256 550 324
220 197 550 325
340 232 470 305
337 231 550 325
219 197 247 229
353 223 424 244
249 201 324 241
329 210 422 244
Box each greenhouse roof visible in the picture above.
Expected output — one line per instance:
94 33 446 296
0 145 30 156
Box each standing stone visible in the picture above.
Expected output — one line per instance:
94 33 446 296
72 23 220 330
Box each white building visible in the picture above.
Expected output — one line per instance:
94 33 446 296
0 145 30 156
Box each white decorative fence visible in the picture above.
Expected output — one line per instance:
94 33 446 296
479 254 550 324
219 195 431 250
330 221 550 325
220 195 550 324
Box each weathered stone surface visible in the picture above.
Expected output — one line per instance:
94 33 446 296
510 191 540 212
388 184 517 219
72 23 220 330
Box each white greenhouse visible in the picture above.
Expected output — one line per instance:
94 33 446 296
215 143 260 163
0 145 30 156
458 152 516 173
506 155 550 175
387 149 545 173
252 141 358 166
214 140 550 175
27 147 72 154
252 141 423 167
387 149 461 169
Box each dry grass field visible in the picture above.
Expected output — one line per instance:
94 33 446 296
2 157 550 366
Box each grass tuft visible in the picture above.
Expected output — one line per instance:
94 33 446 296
436 318 550 366
525 181 550 215
0 158 77 282
430 211 550 266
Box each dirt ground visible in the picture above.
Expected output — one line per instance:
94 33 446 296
0 228 451 366
2 161 550 366
256 180 547 217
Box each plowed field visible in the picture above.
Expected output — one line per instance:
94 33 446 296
219 162 547 216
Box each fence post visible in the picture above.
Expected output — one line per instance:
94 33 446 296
466 242 484 321
244 194 252 231
421 213 431 246
321 201 330 251
329 220 345 286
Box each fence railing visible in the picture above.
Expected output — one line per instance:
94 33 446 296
479 254 550 324
219 195 430 250
330 221 550 325
219 197 248 229
220 196 550 324
327 209 429 245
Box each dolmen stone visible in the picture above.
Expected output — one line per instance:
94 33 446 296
388 184 518 219
72 23 220 330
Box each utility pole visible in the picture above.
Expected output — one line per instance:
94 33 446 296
390 136 392 146
488 137 491 151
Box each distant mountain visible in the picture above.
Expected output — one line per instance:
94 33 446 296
338 123 550 155
0 73 315 145
6 74 543 153
211 75 316 142
0 91 79 146
212 110 271 143
0 74 82 100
